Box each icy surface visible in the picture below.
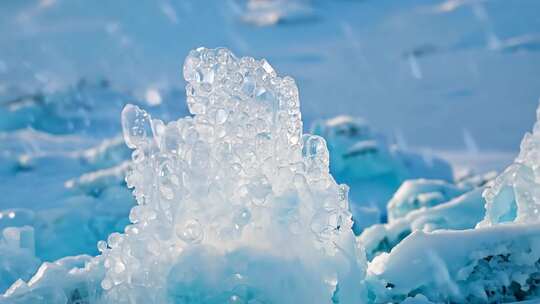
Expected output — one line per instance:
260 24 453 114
366 224 540 303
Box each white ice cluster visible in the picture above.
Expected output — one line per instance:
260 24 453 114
480 104 540 226
97 47 364 303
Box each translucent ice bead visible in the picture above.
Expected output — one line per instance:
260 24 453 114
121 104 153 149
302 135 329 166
176 219 203 244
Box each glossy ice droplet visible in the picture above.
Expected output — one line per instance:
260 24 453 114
176 219 203 244
121 104 153 149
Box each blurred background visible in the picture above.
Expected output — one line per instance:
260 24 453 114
2 0 540 149
0 0 539 275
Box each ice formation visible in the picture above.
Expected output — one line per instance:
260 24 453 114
480 105 540 226
387 179 467 222
360 189 485 261
91 47 364 303
361 104 540 303
365 224 540 303
2 255 103 303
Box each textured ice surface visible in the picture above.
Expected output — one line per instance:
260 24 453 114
312 116 453 227
480 105 540 226
1 255 103 304
366 224 540 303
360 188 485 261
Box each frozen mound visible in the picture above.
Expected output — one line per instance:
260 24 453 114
480 105 540 226
360 189 485 261
311 116 453 227
96 46 364 303
365 224 540 303
387 179 468 222
1 47 365 303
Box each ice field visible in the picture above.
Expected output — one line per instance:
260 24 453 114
1 1 540 303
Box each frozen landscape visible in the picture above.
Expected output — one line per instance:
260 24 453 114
1 1 540 303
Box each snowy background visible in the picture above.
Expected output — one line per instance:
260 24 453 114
2 0 540 149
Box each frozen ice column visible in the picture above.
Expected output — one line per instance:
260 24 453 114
99 47 365 303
